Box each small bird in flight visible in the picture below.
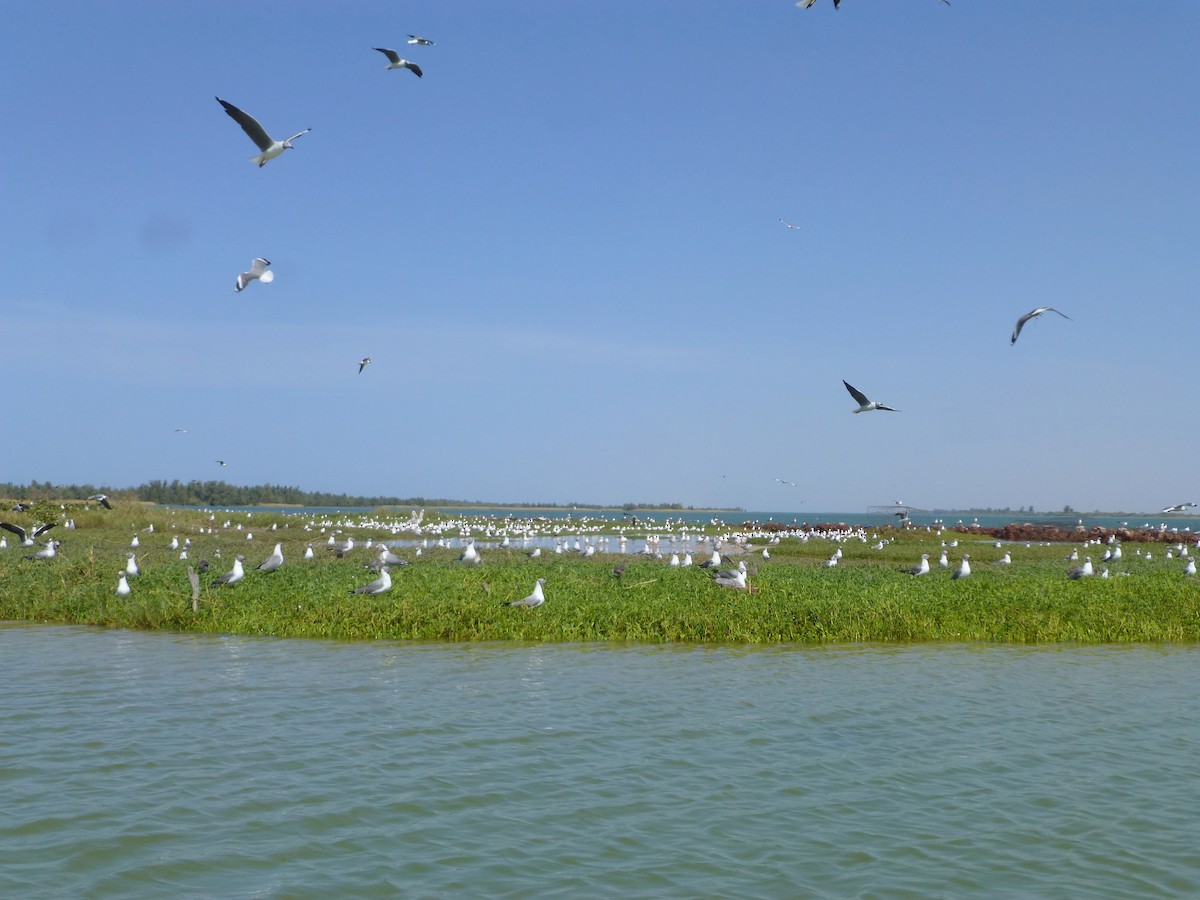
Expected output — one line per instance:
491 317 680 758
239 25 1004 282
88 493 114 510
1011 307 1071 346
843 380 899 413
216 97 311 167
407 34 435 46
1161 502 1197 514
216 460 228 467
779 218 801 230
775 478 798 486
235 258 274 292
358 357 372 374
373 48 423 77
175 427 187 433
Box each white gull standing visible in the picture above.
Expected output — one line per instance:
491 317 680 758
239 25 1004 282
508 578 547 607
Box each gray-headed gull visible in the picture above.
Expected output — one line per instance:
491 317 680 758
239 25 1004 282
508 578 547 607
843 380 899 413
351 566 393 595
236 258 274 292
216 97 311 167
373 48 423 77
1011 307 1070 346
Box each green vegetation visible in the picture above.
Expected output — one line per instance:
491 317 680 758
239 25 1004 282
2 506 1198 643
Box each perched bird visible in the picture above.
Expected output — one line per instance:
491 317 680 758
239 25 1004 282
358 356 372 374
1011 307 1071 346
216 97 311 167
25 540 60 561
303 543 314 560
527 547 542 559
116 572 131 597
711 568 748 590
89 494 114 510
907 553 930 576
214 555 246 587
1068 557 1094 579
257 542 284 573
373 543 410 567
611 562 627 578
508 578 547 607
938 549 949 568
459 540 481 565
0 522 56 546
235 258 274 292
952 554 971 580
373 48 423 77
843 380 899 413
994 552 1012 566
125 552 140 577
407 34 435 46
1186 558 1198 577
351 566 393 596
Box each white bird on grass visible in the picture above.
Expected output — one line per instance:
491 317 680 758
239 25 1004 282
25 540 60 561
508 578 546 607
214 555 245 587
116 572 131 597
257 542 284 573
907 553 930 575
125 552 140 577
1068 556 1094 579
351 566 393 596
843 380 899 413
459 540 481 565
216 97 311 167
235 258 274 292
952 554 971 580
373 48 423 77
1011 307 1071 346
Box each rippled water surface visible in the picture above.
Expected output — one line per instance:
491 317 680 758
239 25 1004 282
3 624 1200 897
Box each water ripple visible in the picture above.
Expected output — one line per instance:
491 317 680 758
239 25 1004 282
3 625 1200 897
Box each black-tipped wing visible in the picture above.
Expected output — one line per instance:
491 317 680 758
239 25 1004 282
0 522 28 542
843 380 870 406
216 97 273 151
374 47 401 64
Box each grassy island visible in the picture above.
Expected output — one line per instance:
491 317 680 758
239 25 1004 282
2 505 1198 643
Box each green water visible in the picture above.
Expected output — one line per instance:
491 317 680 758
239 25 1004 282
2 625 1198 897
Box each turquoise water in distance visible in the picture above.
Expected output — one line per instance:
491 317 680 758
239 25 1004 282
4 624 1200 897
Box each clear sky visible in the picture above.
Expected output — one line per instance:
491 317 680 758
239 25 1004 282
3 1 1197 513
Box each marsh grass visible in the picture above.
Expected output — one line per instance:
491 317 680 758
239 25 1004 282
2 506 1199 643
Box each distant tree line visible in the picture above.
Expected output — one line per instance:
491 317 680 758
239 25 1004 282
0 480 708 511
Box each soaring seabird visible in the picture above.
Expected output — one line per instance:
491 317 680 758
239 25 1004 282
508 578 547 607
407 34 435 46
1161 502 1197 514
779 218 801 230
89 494 113 510
843 380 899 413
358 356 372 374
373 48 423 77
216 97 311 167
1010 307 1071 346
0 522 56 546
236 258 274 292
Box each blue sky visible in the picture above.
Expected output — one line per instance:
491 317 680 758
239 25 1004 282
3 1 1197 512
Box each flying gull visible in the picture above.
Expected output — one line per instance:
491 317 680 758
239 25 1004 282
351 566 393 595
216 97 311 167
1161 502 1197 514
0 522 56 546
775 478 798 486
508 578 547 607
800 0 841 8
1011 307 1070 346
216 460 228 467
779 218 802 230
358 356 372 374
843 380 898 413
236 258 274 292
88 493 113 510
407 34 435 46
373 49 423 77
